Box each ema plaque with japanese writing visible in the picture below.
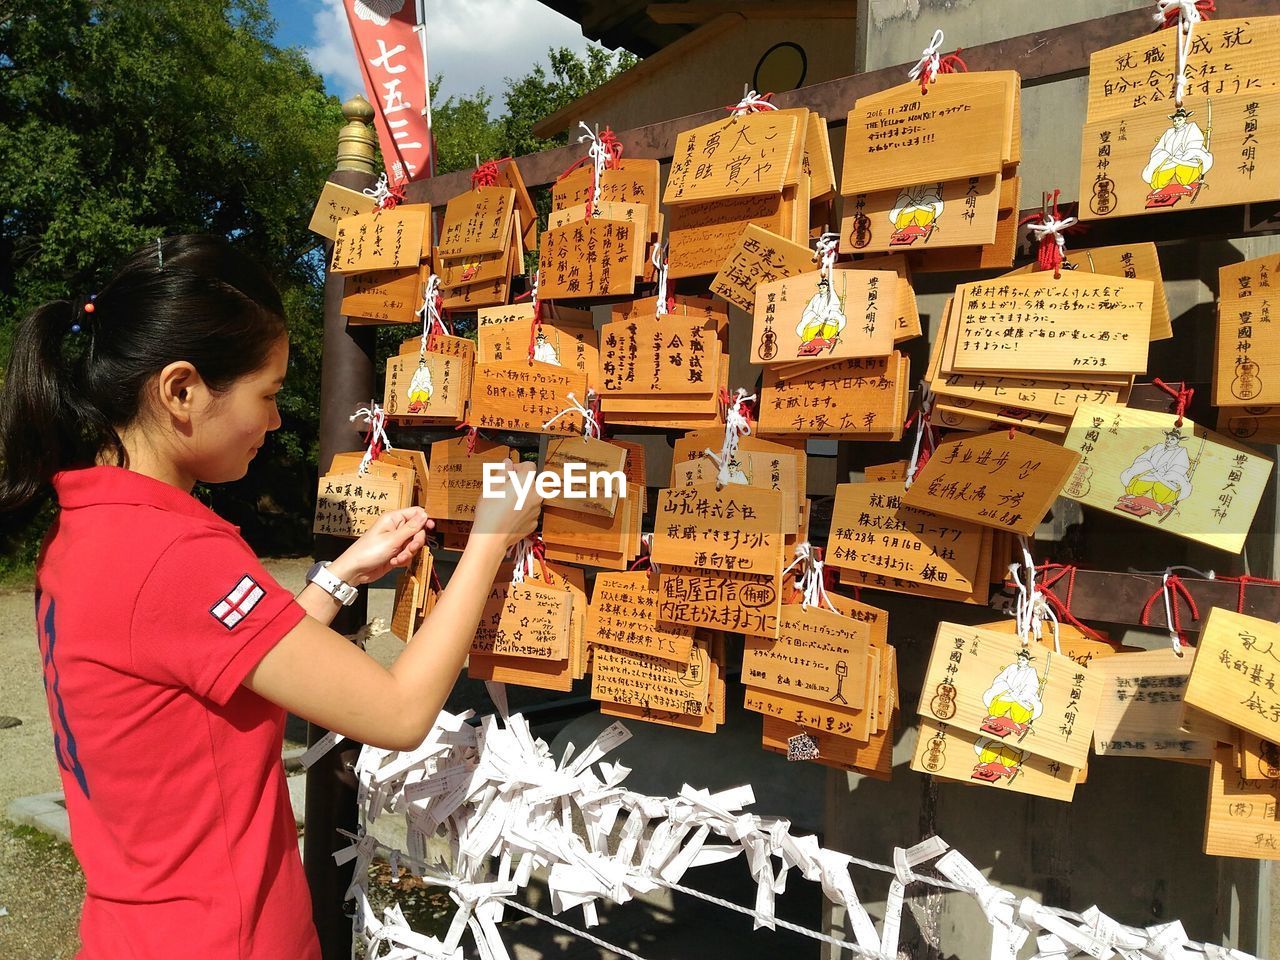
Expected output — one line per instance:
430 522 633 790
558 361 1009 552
951 274 1153 376
586 571 696 663
1187 608 1280 745
469 362 587 435
663 111 799 205
437 186 515 259
1090 648 1213 760
313 474 406 538
902 430 1080 536
742 605 870 710
1061 403 1273 553
330 207 429 275
538 218 637 299
592 640 713 716
309 181 377 241
912 718 1078 802
425 437 512 522
1205 744 1280 861
751 269 898 364
710 224 816 314
652 483 784 576
656 564 781 640
917 621 1101 768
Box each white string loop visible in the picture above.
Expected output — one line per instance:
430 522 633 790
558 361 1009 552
652 242 671 318
907 29 946 85
416 273 446 354
1154 0 1204 106
541 390 600 438
362 172 395 208
349 402 392 476
704 388 755 489
576 122 606 216
1009 540 1060 654
729 87 779 115
1025 214 1078 265
813 231 839 280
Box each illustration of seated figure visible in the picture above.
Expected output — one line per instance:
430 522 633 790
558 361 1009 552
1142 106 1213 207
406 358 433 414
979 647 1043 739
795 277 846 356
972 738 1025 783
889 182 943 245
1117 427 1193 516
532 328 561 366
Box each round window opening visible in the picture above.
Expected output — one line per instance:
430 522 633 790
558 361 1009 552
753 41 807 94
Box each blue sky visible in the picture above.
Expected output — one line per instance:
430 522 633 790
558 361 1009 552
268 0 597 108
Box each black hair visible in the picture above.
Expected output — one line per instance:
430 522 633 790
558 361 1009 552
0 234 288 525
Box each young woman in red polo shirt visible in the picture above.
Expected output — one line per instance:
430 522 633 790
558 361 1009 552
0 234 542 959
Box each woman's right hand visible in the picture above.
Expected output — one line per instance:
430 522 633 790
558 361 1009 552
470 458 543 552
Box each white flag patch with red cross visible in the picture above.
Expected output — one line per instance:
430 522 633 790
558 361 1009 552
210 575 265 630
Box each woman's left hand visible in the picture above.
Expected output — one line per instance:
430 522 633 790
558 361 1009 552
332 507 432 585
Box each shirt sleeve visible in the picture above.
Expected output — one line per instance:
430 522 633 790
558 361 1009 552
130 527 306 705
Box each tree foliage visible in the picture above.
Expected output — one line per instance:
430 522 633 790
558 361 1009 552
0 1 635 573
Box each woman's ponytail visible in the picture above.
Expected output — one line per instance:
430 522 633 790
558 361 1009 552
0 299 91 524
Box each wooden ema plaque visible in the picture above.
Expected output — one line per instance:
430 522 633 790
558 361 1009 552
599 315 720 399
951 274 1153 376
1221 250 1280 300
663 110 799 206
803 111 836 200
1005 243 1174 342
827 481 985 594
341 267 420 325
470 580 571 661
587 571 696 663
751 269 898 365
601 644 726 735
762 716 892 779
313 473 407 538
709 224 817 313
841 72 1016 195
436 186 515 259
917 621 1101 769
309 181 378 241
1187 607 1280 745
901 430 1081 536
840 173 1001 256
652 483 784 577
742 605 870 710
552 159 662 237
671 446 802 536
746 685 874 745
542 475 642 570
1061 402 1273 553
548 201 650 269
1215 294 1280 407
912 718 1077 802
436 225 517 292
541 436 628 517
468 361 587 436
1205 744 1280 861
1089 649 1214 760
425 437 512 523
330 207 429 275
592 639 713 716
538 218 637 299
384 338 472 424
667 193 787 279
758 354 905 438
656 564 782 640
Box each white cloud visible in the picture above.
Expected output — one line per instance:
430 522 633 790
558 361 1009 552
306 0 598 109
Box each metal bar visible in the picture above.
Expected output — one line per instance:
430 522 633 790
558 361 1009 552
404 0 1276 207
308 167 378 960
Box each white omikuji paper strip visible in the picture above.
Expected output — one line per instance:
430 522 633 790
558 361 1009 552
334 710 1259 960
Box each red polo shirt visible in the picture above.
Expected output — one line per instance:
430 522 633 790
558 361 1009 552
38 465 320 960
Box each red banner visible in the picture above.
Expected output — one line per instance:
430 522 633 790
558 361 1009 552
342 0 434 183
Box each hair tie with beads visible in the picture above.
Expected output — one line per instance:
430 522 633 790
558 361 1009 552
72 294 97 334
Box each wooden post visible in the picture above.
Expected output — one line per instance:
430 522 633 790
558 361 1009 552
305 94 378 960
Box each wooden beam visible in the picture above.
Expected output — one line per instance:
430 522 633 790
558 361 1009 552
647 1 857 24
1055 571 1280 634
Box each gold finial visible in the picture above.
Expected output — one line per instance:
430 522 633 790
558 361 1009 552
336 94 378 173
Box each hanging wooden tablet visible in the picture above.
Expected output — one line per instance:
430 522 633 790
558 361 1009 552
586 570 697 663
1204 744 1280 860
491 157 539 252
763 716 892 779
1214 293 1280 407
330 206 430 275
383 339 471 424
1221 250 1280 301
468 361 588 435
541 480 641 570
917 622 1101 769
313 473 408 538
651 483 786 577
667 194 788 279
901 429 1081 536
912 718 1078 801
840 174 1002 256
435 237 511 292
906 177 1021 274
389 571 422 643
803 112 836 201
827 481 987 594
342 267 421 325
1186 607 1280 744
538 218 638 299
471 579 572 661
548 201 650 272
309 181 377 240
601 648 725 735
663 110 800 206
1079 18 1280 220
751 269 899 365
553 158 662 238
1006 242 1174 342
842 72 1017 196
379 448 430 507
592 637 714 717
656 564 782 640
1218 406 1280 446
598 314 722 405
842 256 921 344
709 224 817 313
742 605 871 709
1061 403 1273 553
746 684 875 744
1089 648 1214 761
425 437 513 523
757 354 905 438
326 452 416 497
670 444 802 536
950 274 1153 376
540 436 629 518
436 186 516 259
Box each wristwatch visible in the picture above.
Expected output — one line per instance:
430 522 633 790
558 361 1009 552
306 561 359 606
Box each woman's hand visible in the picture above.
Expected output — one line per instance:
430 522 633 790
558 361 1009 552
470 458 543 554
332 506 432 585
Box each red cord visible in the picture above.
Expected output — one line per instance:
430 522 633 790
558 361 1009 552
1157 0 1214 28
1140 573 1200 646
1152 378 1194 427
